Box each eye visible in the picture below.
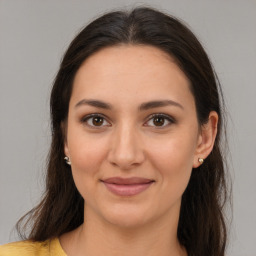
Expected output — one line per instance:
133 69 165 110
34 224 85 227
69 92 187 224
145 114 175 128
81 114 111 128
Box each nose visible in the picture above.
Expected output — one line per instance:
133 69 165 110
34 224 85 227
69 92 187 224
107 123 145 170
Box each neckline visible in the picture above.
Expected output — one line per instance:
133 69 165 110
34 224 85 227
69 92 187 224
50 237 67 256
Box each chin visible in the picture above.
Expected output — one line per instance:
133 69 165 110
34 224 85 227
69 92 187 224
101 204 152 229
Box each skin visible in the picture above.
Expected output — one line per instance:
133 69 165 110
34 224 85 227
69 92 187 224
60 45 218 256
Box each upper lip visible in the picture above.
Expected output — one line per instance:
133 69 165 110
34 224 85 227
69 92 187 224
101 177 154 185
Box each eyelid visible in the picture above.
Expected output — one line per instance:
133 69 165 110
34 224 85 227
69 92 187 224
81 113 111 128
80 113 175 129
144 113 175 127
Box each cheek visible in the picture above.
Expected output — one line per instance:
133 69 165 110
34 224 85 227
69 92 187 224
67 130 109 196
148 132 196 169
146 133 196 195
67 125 108 169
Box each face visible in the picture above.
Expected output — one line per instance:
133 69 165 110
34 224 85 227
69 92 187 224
64 45 203 228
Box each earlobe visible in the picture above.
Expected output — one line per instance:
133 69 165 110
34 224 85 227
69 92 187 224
64 141 72 165
193 111 218 168
64 142 71 165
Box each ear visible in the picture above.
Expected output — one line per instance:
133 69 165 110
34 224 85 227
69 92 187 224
64 141 70 157
193 111 218 168
61 121 70 157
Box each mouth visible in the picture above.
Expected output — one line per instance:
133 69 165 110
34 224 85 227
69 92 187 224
101 177 155 196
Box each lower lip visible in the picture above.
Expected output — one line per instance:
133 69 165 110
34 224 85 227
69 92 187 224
102 182 154 196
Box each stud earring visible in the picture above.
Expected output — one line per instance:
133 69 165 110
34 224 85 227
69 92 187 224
64 156 71 165
198 158 204 164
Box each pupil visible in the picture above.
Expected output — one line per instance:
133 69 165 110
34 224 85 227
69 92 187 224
93 117 103 126
153 117 164 126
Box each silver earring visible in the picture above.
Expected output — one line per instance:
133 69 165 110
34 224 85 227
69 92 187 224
198 158 204 165
64 156 71 165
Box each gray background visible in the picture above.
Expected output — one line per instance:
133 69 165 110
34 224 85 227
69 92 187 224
0 0 255 255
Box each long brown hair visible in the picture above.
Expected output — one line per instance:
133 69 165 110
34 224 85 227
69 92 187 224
17 7 230 256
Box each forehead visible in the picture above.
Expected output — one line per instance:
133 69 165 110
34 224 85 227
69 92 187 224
77 45 177 81
70 45 194 110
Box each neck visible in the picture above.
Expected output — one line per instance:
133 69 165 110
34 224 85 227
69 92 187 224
60 206 187 256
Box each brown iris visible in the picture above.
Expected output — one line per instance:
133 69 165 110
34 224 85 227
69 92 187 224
92 116 104 126
153 116 165 126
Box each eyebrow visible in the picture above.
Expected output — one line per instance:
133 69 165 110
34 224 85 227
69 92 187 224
75 99 112 109
75 99 184 110
139 100 184 111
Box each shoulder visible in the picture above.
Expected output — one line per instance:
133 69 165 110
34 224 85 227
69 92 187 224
0 240 50 256
0 238 66 256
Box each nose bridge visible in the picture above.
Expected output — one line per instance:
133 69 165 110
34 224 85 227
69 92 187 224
108 121 144 169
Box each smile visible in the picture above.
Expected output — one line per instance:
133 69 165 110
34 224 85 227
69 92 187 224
101 177 155 196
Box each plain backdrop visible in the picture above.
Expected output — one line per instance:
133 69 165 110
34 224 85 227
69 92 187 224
0 0 255 255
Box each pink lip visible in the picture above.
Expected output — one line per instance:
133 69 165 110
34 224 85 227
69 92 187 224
101 177 154 196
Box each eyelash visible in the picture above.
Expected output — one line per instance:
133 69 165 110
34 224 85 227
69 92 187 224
81 114 110 128
80 113 175 128
144 113 175 128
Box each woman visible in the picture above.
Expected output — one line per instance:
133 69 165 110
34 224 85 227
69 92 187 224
0 6 229 256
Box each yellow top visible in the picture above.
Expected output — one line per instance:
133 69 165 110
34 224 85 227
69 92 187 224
0 238 67 256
